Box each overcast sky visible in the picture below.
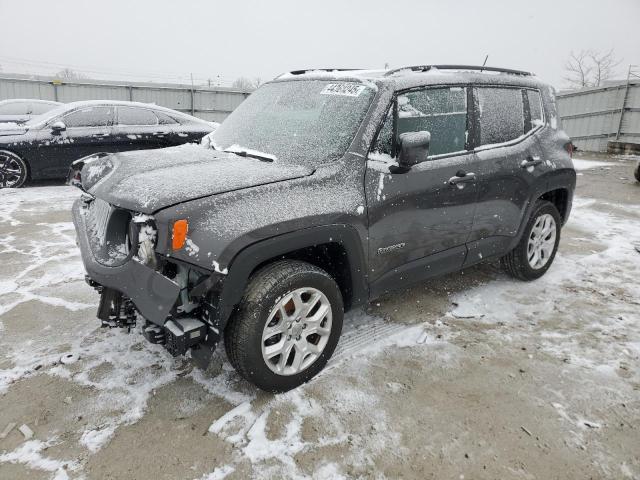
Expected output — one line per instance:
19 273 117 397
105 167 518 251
0 0 638 88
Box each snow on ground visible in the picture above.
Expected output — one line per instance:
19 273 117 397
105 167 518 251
571 158 618 170
1 163 639 479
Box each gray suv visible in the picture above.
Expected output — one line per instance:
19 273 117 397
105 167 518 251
72 65 576 392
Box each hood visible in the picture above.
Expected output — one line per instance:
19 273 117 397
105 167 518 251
85 144 314 213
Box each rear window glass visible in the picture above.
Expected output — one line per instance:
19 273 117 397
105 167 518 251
476 87 524 146
118 107 158 126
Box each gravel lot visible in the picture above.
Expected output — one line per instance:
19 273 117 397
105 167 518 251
0 154 639 480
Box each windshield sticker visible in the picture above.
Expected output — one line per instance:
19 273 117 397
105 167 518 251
321 83 367 97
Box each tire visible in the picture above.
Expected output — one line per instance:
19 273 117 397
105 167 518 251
501 200 561 281
224 260 344 393
634 162 640 183
0 150 28 188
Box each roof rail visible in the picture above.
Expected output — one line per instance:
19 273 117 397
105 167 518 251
384 65 533 77
284 68 365 76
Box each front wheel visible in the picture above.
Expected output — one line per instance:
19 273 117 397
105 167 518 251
224 260 343 392
501 200 561 281
634 162 640 182
0 150 28 188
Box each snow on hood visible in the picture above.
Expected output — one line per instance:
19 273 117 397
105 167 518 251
85 144 314 213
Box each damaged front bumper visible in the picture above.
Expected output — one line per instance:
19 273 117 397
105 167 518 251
72 199 224 368
72 199 181 326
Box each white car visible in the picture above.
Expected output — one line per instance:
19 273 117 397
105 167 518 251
0 98 62 124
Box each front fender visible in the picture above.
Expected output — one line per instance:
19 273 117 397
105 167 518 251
217 224 368 327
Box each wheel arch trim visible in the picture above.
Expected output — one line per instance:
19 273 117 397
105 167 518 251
217 224 369 327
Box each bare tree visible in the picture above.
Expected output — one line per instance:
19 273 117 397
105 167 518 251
588 49 621 87
232 76 262 91
564 49 621 88
564 50 593 88
55 68 87 80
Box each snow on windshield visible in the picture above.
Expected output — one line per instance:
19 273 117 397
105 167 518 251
211 80 375 166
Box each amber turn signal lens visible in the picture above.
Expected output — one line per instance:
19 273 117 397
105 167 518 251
172 219 188 250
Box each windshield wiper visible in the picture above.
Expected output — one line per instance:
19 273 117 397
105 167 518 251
223 146 276 163
226 150 273 163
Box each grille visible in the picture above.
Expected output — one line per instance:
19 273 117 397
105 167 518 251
89 198 112 246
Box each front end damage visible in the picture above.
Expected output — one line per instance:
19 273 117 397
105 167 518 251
72 195 226 369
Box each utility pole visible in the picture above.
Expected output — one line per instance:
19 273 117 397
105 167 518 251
190 73 195 116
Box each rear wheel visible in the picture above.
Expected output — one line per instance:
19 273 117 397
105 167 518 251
634 162 640 182
501 200 561 281
0 150 28 188
224 260 343 392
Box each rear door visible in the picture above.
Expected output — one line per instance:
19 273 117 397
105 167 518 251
113 106 172 151
465 86 550 264
365 86 479 297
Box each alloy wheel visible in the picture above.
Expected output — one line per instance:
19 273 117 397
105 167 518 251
261 287 332 376
0 152 25 188
527 213 556 269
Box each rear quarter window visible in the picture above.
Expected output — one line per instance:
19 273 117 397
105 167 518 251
155 110 178 125
526 89 544 128
476 87 524 146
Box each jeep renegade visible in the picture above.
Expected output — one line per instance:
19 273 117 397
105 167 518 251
71 65 576 392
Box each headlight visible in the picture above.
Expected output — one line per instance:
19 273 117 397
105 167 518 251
131 214 157 268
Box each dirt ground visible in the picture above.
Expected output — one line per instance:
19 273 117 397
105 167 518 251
0 154 639 480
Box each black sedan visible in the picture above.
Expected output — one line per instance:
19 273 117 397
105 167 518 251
0 100 215 188
0 99 62 125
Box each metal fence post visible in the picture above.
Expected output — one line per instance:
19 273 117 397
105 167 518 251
615 66 632 140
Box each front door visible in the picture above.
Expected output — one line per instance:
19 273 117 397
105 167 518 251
365 86 479 298
36 105 117 178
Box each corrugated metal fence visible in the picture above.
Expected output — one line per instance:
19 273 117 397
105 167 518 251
0 75 250 123
557 79 640 152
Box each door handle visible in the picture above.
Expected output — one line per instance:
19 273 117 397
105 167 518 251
520 156 542 169
449 171 476 185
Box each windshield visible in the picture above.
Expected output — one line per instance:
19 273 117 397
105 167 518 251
211 80 376 166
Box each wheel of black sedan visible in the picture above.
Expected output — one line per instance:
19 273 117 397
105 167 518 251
224 260 344 393
0 150 28 188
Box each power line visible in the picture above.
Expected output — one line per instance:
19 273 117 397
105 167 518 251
0 55 239 86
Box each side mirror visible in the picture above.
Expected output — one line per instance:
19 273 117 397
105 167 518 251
398 131 430 168
50 121 66 134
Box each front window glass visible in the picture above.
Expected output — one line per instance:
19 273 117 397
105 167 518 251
63 106 114 128
396 87 467 156
211 80 376 166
